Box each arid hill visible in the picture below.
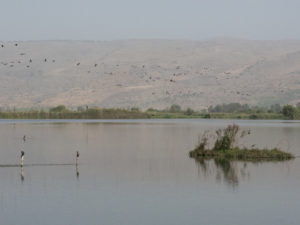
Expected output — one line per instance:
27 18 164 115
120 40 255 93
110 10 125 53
0 39 300 110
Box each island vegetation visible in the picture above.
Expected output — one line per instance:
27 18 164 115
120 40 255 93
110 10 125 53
0 103 299 120
189 124 295 161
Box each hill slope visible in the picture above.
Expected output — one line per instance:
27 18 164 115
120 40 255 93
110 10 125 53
0 39 300 110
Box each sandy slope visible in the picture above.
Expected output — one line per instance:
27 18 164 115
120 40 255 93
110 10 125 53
0 39 300 110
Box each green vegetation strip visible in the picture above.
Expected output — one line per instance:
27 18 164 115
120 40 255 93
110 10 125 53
0 102 299 119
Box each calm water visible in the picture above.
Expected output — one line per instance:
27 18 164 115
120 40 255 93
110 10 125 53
0 119 299 225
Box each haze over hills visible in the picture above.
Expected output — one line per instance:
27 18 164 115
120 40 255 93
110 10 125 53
0 39 300 110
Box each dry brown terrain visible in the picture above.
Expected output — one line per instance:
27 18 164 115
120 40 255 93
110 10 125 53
0 39 300 110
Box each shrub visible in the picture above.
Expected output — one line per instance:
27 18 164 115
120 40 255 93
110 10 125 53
282 105 296 119
49 105 67 113
213 124 240 151
169 104 181 113
184 108 194 116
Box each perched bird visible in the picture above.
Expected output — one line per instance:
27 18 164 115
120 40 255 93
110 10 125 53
20 151 25 167
76 151 80 165
1 44 4 48
15 43 18 46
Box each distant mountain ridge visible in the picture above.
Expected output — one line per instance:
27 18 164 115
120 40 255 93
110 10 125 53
0 39 300 110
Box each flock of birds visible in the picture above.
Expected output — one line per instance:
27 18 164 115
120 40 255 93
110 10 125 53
1 42 88 69
0 42 188 102
1 41 283 109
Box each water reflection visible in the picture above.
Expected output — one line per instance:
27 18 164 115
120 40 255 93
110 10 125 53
20 166 24 182
191 156 295 189
76 164 79 179
193 157 241 187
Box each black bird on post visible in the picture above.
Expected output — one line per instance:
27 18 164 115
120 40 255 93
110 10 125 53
20 151 25 167
76 151 79 165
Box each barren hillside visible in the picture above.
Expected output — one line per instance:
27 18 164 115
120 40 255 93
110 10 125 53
0 39 300 110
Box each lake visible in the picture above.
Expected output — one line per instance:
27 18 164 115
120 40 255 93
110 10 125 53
0 119 299 225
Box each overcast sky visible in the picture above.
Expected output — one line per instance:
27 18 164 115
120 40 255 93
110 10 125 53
1 0 299 41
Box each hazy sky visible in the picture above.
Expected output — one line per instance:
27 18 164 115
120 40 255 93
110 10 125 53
1 0 300 41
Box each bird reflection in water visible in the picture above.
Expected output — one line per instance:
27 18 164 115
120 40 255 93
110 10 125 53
20 166 24 182
76 164 80 179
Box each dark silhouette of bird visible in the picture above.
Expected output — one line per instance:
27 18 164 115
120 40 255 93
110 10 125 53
94 64 98 67
44 58 47 62
76 151 80 165
20 151 25 167
29 59 32 63
15 43 18 46
76 62 80 66
1 44 4 48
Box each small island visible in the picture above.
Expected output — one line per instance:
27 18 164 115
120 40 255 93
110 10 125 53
189 124 294 161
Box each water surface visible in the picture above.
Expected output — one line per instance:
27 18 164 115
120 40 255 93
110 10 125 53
0 119 299 225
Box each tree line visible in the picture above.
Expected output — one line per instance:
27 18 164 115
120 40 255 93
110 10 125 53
0 103 299 119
